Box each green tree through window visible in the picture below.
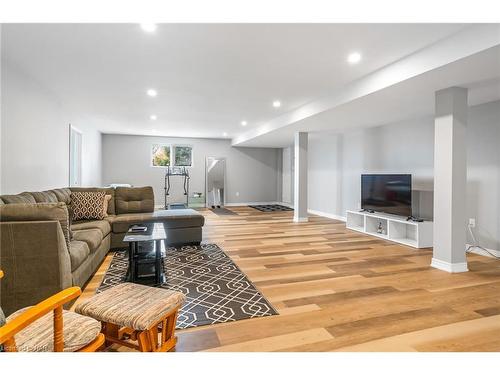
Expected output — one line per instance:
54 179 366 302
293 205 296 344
174 146 192 166
152 144 170 166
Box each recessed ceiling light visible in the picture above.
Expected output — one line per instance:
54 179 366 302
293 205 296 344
146 89 157 97
347 52 362 64
140 23 157 33
150 115 157 121
241 120 247 126
222 132 228 137
272 101 281 108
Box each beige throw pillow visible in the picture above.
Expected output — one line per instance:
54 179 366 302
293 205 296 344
71 191 106 221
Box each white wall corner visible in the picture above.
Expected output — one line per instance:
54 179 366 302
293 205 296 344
431 258 469 273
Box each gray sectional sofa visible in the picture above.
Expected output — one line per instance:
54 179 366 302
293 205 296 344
0 186 204 315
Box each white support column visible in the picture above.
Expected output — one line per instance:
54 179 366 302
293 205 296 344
431 87 468 273
294 132 308 222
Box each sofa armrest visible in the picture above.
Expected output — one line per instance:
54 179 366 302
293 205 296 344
0 221 72 316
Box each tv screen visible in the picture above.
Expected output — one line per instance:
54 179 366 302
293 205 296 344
361 174 412 217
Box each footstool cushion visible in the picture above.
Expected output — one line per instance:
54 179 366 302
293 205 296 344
6 307 101 352
75 283 185 331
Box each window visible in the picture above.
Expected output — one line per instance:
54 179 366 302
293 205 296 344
174 145 193 167
152 144 171 166
151 144 193 167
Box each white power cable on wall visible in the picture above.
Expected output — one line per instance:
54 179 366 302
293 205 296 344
466 224 500 259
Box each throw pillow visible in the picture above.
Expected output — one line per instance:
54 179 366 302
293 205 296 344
102 194 112 218
71 191 106 220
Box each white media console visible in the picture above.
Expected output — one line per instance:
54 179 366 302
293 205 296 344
346 210 433 248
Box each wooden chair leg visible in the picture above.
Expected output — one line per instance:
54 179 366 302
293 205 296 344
137 331 152 352
103 322 120 348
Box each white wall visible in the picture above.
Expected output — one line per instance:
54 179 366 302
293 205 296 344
0 62 102 193
1 62 68 193
305 100 500 251
466 101 500 251
102 134 280 206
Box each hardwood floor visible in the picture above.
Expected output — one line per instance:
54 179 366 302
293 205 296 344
77 206 500 352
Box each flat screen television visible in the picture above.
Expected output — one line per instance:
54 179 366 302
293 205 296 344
361 174 412 217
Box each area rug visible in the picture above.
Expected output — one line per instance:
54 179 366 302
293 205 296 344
210 207 238 216
249 204 293 212
97 243 277 329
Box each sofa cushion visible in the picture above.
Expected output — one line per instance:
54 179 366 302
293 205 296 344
71 219 111 237
70 191 106 221
0 202 71 249
109 209 204 233
70 187 116 215
29 191 59 203
71 229 103 252
115 186 154 215
68 240 90 271
50 188 72 204
0 193 36 204
6 307 101 352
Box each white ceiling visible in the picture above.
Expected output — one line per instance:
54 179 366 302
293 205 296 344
237 46 500 147
2 23 471 141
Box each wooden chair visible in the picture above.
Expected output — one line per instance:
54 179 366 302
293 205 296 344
0 270 105 352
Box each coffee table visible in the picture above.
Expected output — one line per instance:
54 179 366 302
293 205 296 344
123 222 167 286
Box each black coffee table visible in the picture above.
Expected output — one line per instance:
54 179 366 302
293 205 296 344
123 222 167 285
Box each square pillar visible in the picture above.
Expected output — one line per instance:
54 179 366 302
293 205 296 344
431 87 468 273
294 132 308 222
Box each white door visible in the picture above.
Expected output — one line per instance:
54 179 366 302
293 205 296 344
69 125 82 187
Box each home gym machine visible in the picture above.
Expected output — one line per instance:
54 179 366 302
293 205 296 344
164 166 190 209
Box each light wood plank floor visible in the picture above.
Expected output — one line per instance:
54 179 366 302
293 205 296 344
77 207 500 352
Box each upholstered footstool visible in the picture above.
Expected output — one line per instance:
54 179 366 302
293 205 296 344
75 283 185 352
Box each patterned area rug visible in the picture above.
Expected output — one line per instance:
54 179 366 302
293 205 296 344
97 244 278 329
249 204 294 212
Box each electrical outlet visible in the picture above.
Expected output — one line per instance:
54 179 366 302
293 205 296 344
235 192 240 197
469 218 476 228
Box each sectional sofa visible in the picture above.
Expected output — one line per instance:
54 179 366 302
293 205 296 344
0 186 204 315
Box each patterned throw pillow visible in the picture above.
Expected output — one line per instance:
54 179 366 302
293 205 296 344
70 191 106 221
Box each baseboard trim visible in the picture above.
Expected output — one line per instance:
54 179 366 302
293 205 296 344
308 209 346 222
293 217 309 223
466 244 500 258
431 258 469 273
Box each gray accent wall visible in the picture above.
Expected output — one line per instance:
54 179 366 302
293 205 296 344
305 100 500 251
102 134 281 206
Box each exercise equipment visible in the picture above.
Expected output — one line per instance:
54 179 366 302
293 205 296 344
164 166 190 209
